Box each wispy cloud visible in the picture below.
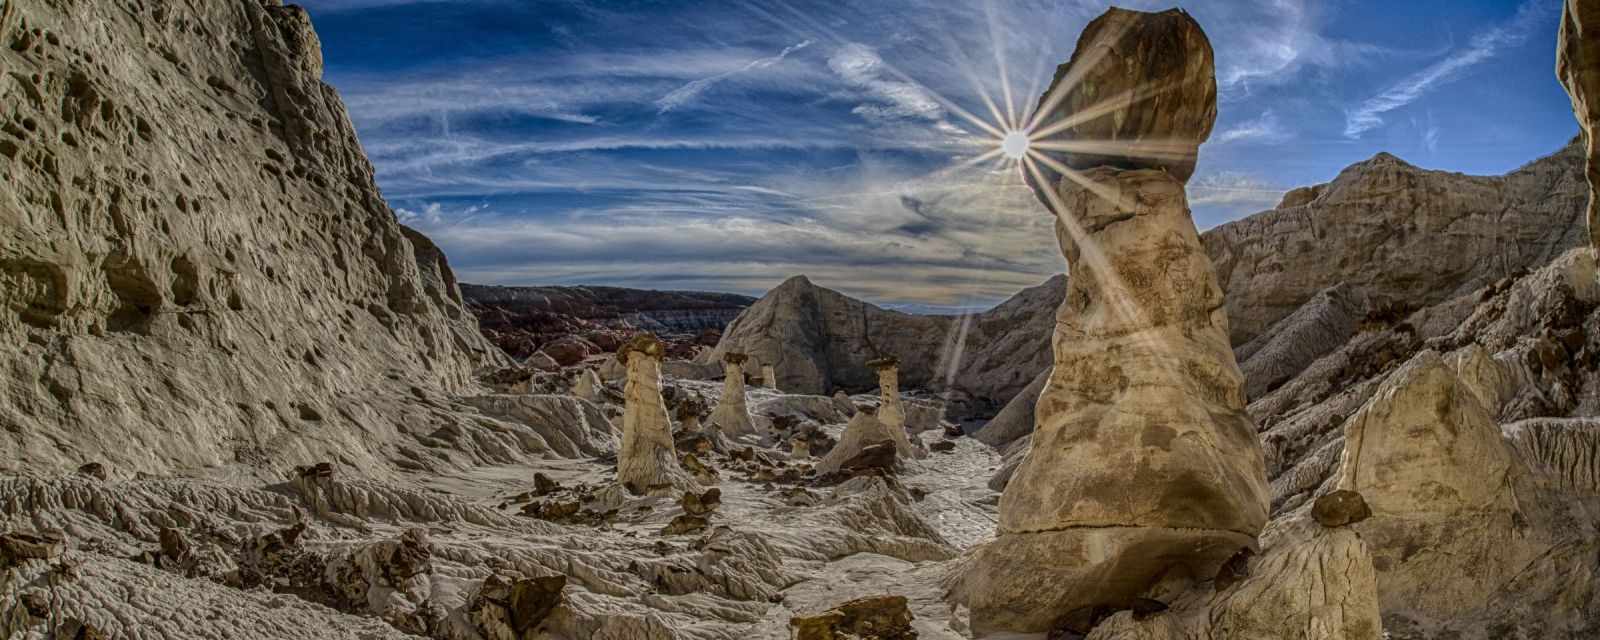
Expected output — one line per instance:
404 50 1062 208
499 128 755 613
828 43 946 123
657 40 814 113
1343 0 1546 138
1214 109 1289 144
1188 171 1285 221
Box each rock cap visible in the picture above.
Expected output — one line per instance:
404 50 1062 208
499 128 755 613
865 356 900 371
619 333 666 363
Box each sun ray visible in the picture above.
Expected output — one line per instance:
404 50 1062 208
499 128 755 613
1029 138 1196 164
1023 16 1136 132
936 30 1013 144
1028 78 1182 140
749 0 1011 141
1021 154 1148 330
984 0 1019 130
1025 148 1133 211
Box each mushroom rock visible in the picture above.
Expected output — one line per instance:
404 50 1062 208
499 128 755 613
708 352 759 439
1559 0 1600 249
960 8 1269 634
867 356 924 459
790 437 811 459
1023 7 1217 209
572 369 602 402
616 334 695 494
762 364 778 390
815 406 906 475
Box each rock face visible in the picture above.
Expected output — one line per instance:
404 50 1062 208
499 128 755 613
1023 7 1217 193
702 274 1064 416
961 10 1269 634
1559 0 1600 249
1204 142 1588 346
707 352 758 439
0 0 506 477
616 335 693 493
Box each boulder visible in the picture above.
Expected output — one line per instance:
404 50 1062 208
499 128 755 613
815 410 907 476
542 335 600 367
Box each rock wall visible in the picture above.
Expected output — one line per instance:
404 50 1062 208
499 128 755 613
0 0 504 477
1204 143 1588 346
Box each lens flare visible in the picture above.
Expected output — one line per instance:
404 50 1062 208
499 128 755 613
1001 130 1030 160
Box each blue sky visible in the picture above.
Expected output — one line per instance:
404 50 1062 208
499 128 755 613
298 0 1577 310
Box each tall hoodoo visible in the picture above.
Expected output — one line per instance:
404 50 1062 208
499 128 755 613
617 334 694 494
1559 0 1600 249
867 356 923 459
962 8 1269 634
708 352 758 438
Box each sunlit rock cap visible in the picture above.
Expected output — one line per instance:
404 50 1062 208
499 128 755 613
618 333 666 363
1025 6 1216 210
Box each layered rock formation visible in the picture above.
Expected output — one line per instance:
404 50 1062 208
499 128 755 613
960 9 1270 633
0 0 509 478
1560 0 1600 249
1204 144 1589 346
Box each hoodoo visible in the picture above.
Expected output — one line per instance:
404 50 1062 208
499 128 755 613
960 8 1270 634
867 356 923 459
708 352 758 439
616 334 694 494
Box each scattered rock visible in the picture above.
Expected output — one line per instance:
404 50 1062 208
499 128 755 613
1 531 64 566
1311 490 1372 528
76 462 107 480
472 573 567 636
661 514 708 536
790 595 916 640
681 488 722 516
296 462 335 480
533 472 561 496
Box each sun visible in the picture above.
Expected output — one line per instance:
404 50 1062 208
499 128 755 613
1001 130 1030 160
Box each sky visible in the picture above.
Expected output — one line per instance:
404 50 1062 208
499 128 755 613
298 0 1578 312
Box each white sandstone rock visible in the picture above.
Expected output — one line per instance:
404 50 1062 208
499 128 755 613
616 335 695 494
